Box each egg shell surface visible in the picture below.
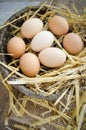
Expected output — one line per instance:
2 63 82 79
38 47 66 68
7 37 26 58
31 31 54 52
63 32 84 55
49 15 69 36
21 18 43 39
20 53 40 77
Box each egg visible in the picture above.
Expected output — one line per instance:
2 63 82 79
62 33 84 55
49 15 69 36
38 47 66 68
21 18 43 39
31 31 54 52
7 37 26 58
20 53 40 77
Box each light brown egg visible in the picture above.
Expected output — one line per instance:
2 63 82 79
49 15 69 36
21 18 43 39
38 47 66 68
62 33 84 55
20 53 40 77
7 37 26 58
31 31 54 52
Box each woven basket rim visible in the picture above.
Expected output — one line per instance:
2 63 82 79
0 5 60 101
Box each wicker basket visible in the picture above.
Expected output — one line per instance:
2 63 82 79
0 5 61 101
0 1 86 129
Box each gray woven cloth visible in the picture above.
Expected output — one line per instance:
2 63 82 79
0 79 9 130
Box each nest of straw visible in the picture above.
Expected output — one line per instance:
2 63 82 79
0 2 86 130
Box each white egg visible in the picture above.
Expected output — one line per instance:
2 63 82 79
38 47 66 68
31 31 54 52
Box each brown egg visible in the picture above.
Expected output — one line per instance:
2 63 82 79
21 18 43 39
7 37 26 58
38 47 66 68
62 33 84 55
49 15 69 36
20 53 40 77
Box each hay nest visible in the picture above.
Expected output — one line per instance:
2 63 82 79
0 2 86 130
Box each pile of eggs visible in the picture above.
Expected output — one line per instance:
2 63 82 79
7 15 84 77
